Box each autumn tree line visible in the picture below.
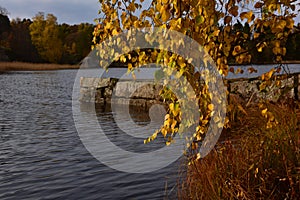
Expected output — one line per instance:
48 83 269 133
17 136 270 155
0 6 300 65
0 8 94 64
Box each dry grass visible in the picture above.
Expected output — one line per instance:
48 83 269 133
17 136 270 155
179 101 300 199
282 60 300 64
0 62 79 71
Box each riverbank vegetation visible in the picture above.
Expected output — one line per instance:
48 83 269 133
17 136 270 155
179 100 300 199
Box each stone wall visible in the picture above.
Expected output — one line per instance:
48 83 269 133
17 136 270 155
79 74 300 107
228 74 300 103
79 77 163 109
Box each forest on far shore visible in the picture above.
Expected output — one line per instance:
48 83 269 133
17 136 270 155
0 7 300 65
0 7 94 65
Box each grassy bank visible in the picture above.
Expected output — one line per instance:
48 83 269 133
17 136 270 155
180 102 300 199
0 62 79 71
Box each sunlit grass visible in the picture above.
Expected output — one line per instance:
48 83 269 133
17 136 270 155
0 62 79 71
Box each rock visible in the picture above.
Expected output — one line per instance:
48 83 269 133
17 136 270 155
114 81 162 99
230 77 295 103
79 74 300 108
80 77 112 88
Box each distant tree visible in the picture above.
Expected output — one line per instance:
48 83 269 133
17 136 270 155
29 12 63 63
285 24 300 61
0 13 11 61
9 18 41 62
0 14 10 34
58 23 94 64
0 6 9 16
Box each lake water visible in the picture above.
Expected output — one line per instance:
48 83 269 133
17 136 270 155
0 70 182 200
82 63 300 81
1 63 299 199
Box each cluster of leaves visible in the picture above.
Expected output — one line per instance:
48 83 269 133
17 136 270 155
93 0 299 156
0 10 94 64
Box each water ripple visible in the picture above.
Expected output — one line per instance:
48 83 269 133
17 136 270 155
0 70 179 199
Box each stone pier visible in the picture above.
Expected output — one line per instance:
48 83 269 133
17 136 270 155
79 73 300 107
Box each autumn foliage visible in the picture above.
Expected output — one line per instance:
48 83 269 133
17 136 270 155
93 0 299 154
92 1 300 198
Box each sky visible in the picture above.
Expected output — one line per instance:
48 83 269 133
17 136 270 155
0 0 100 24
0 0 299 25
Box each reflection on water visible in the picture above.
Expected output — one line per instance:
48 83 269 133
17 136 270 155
0 70 181 200
81 103 168 153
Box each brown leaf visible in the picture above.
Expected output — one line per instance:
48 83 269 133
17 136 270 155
228 6 239 17
224 16 232 24
254 2 264 9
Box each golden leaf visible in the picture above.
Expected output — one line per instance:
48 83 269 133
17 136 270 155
265 69 275 79
208 104 214 111
240 11 254 23
112 29 118 36
256 42 266 52
261 108 268 116
169 102 174 111
232 45 241 56
128 63 133 71
253 32 260 39
275 20 286 31
161 6 170 22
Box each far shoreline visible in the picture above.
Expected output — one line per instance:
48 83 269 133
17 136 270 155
0 60 299 72
0 62 79 71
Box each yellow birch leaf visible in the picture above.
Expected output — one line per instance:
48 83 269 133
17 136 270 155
161 6 170 22
112 29 118 36
253 32 260 39
275 20 286 31
240 11 253 23
208 104 214 111
128 63 133 71
263 69 275 81
261 108 268 116
169 103 174 111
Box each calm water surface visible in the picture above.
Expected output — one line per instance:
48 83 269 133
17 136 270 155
0 70 182 200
